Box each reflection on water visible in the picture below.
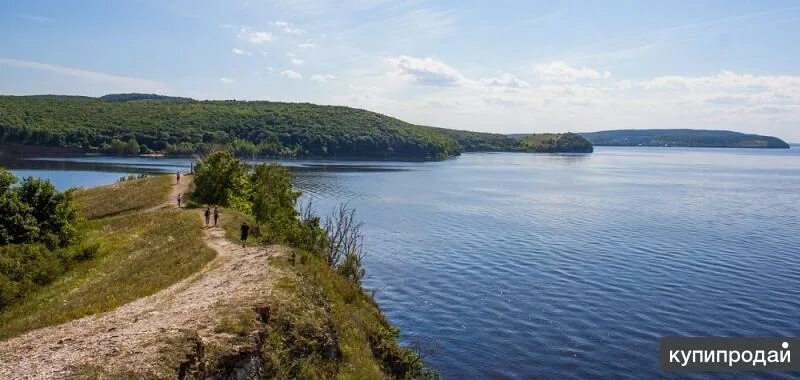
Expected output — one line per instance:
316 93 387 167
3 147 800 379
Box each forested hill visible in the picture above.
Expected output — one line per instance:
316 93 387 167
0 95 459 159
0 94 594 159
580 129 790 149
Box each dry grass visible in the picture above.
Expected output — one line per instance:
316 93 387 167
251 250 426 379
0 208 215 339
218 207 259 247
74 175 173 219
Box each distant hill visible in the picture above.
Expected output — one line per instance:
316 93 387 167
0 94 594 159
580 129 789 149
437 129 593 153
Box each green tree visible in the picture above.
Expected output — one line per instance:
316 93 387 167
0 167 78 248
124 137 140 155
249 164 299 226
193 151 250 209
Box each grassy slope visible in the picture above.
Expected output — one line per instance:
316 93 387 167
74 175 173 219
1 176 421 378
0 176 215 339
210 213 426 379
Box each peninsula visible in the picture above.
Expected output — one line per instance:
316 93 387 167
580 129 790 149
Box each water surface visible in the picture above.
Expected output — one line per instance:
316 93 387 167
3 147 799 379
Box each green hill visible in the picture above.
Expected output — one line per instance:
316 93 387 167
0 94 594 158
437 128 593 153
580 129 790 148
0 95 459 159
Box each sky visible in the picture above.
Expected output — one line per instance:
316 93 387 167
1 1 799 141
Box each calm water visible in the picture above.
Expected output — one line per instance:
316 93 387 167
3 147 800 379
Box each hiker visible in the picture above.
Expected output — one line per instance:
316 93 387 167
213 206 220 227
176 171 181 184
204 207 211 226
240 222 250 247
177 193 182 208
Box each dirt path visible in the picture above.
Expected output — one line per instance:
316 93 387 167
0 175 285 378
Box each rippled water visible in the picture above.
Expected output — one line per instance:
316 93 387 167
4 147 800 378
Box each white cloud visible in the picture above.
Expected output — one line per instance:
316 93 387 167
534 61 611 82
310 74 336 82
238 28 274 44
638 71 800 110
386 55 466 86
480 73 530 88
271 20 304 35
0 57 165 91
280 70 303 80
298 42 317 49
232 48 252 56
220 77 234 84
290 58 304 66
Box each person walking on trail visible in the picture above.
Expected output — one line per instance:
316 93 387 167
204 207 211 227
240 222 250 247
177 193 182 208
213 206 220 227
176 171 181 184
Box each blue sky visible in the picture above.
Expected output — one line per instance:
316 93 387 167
2 1 799 140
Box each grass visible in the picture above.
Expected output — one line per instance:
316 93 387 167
217 207 260 247
74 174 174 219
200 247 431 379
0 203 215 339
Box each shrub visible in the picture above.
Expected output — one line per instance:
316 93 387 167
0 167 79 248
193 151 250 210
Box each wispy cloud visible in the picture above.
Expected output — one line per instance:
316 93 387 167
290 58 304 66
533 61 611 82
310 74 336 83
480 73 530 88
387 55 466 86
232 48 252 56
0 57 165 91
298 42 317 49
280 70 303 80
220 77 234 84
271 20 304 35
238 28 274 44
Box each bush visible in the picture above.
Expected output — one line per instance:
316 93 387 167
193 151 250 210
0 167 79 248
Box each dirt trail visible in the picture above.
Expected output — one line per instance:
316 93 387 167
0 175 284 378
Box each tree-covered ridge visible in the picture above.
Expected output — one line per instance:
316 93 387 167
0 95 459 159
0 94 596 158
436 128 594 153
580 129 790 148
517 132 594 153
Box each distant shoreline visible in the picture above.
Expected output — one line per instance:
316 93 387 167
579 129 790 149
